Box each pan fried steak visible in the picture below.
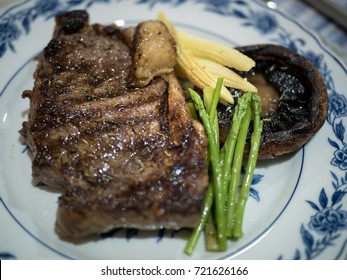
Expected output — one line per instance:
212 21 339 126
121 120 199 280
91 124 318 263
20 10 208 239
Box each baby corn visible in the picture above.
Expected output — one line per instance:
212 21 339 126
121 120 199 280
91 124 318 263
177 45 234 103
178 31 255 71
198 58 257 92
158 13 257 104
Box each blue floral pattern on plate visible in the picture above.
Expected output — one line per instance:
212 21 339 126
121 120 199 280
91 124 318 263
1 0 346 259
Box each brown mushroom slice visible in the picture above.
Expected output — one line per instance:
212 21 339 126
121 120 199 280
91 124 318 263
128 20 177 88
218 44 328 160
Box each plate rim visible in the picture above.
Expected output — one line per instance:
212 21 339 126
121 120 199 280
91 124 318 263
1 0 346 260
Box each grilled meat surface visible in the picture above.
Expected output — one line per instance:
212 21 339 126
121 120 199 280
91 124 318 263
20 10 208 239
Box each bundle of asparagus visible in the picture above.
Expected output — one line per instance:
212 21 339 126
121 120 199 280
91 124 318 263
186 78 263 255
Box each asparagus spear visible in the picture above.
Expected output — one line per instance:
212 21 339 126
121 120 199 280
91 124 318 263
232 94 263 238
226 102 252 237
204 212 220 252
184 184 213 256
188 83 227 251
221 92 252 207
203 87 219 146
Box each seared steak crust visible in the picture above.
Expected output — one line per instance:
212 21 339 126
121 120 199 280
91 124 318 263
20 10 208 239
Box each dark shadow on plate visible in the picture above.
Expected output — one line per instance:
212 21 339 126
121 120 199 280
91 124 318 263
58 227 192 245
256 148 300 169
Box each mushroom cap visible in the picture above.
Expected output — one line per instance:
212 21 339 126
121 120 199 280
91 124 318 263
221 44 328 160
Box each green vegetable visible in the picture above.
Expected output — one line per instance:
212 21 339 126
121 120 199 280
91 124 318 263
185 79 263 255
226 101 252 236
184 185 213 256
232 94 263 238
188 78 227 251
204 213 220 251
187 102 198 120
203 87 219 146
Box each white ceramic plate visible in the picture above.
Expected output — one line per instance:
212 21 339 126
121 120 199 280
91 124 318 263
1 0 346 260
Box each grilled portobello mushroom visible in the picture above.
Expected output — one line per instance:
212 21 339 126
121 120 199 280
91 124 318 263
218 44 328 160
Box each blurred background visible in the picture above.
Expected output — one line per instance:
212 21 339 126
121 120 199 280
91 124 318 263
266 0 347 63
